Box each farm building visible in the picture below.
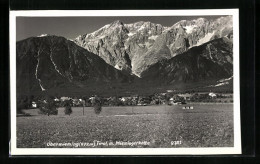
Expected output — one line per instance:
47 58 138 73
168 98 183 105
178 93 192 100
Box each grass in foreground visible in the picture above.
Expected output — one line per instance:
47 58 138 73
17 104 233 148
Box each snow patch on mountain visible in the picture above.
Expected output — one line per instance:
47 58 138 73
115 64 122 70
205 81 229 88
127 32 135 36
75 35 82 40
132 71 141 78
184 25 198 34
38 79 46 91
35 57 46 91
50 52 64 77
103 24 111 29
37 34 49 37
214 76 233 87
218 76 233 83
215 81 229 87
138 26 146 31
195 32 215 46
205 76 233 88
148 35 158 40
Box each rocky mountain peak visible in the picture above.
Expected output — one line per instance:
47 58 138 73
110 20 124 26
74 16 233 77
196 17 207 23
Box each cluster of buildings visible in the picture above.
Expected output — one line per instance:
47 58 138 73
31 91 222 108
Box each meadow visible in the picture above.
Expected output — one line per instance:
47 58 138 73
17 104 233 148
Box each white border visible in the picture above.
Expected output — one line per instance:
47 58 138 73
10 9 241 155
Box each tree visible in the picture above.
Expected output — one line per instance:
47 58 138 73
64 100 73 115
17 95 32 115
38 97 58 116
93 103 102 115
17 101 27 115
91 96 102 115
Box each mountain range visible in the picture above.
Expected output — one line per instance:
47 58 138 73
16 16 233 96
74 16 233 77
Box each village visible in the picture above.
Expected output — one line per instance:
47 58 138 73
29 90 233 109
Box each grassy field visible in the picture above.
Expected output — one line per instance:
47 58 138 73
17 104 233 148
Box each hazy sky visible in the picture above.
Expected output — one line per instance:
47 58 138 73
16 16 225 41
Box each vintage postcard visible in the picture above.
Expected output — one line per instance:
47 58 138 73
10 9 241 155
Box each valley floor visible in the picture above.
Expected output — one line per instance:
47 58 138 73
17 104 233 148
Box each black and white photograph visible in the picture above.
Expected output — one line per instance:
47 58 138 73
9 10 241 155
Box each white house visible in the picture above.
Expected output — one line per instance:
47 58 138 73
32 101 37 108
209 92 217 98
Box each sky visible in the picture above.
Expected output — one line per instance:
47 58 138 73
16 16 225 41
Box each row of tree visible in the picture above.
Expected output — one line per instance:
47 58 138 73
37 98 72 116
17 95 102 116
38 97 102 116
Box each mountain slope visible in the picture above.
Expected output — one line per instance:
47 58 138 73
16 35 134 94
141 37 233 84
